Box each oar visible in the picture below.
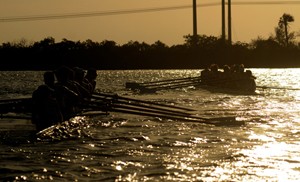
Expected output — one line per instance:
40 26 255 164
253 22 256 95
128 76 237 93
91 93 208 118
92 92 196 111
86 103 238 125
110 108 239 125
89 98 194 116
0 97 33 114
126 77 201 92
89 99 194 118
0 114 32 120
133 77 232 93
142 77 200 87
88 98 199 119
134 76 238 89
110 103 236 122
0 97 32 102
136 76 200 86
147 80 202 91
257 85 300 90
91 92 239 124
87 98 237 123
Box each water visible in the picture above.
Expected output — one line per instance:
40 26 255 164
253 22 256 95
1 69 300 181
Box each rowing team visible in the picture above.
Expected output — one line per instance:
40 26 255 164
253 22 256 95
200 64 256 92
32 66 98 131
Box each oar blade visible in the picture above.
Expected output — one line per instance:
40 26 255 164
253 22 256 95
257 85 300 90
203 116 245 126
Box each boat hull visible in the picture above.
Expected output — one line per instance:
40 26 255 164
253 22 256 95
200 78 256 94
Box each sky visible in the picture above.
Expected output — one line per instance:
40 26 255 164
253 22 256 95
1 0 300 46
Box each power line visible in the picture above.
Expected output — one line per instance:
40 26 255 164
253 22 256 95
0 3 219 23
1 1 300 23
231 1 300 5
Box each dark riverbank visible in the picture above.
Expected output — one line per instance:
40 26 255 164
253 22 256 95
2 35 300 70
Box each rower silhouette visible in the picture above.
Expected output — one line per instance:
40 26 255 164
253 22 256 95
32 71 63 131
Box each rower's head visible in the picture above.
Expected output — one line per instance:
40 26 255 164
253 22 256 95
73 67 85 82
34 85 55 99
210 64 219 73
223 65 230 73
44 71 55 87
55 66 73 83
239 64 245 73
85 68 97 80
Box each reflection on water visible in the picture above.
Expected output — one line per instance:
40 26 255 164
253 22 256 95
1 69 300 181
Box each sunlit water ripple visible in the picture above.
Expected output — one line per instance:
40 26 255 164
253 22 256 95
1 69 300 181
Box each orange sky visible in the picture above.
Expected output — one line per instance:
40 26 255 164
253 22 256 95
1 0 300 45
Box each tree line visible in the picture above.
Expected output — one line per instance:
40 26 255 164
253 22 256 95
1 13 300 70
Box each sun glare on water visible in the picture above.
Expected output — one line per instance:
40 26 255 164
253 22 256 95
230 68 300 181
237 139 300 181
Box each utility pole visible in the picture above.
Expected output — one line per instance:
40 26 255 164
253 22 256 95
221 0 226 42
193 0 197 37
228 0 232 45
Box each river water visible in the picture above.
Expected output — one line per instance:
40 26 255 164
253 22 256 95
1 69 300 181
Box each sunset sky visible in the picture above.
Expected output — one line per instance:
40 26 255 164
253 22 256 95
1 0 300 45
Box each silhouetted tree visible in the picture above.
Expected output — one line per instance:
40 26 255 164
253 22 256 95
275 13 295 47
250 37 280 50
2 29 300 70
33 37 55 49
82 39 100 49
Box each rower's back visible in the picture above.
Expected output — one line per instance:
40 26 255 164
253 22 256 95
54 66 80 121
84 68 98 93
32 71 63 131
